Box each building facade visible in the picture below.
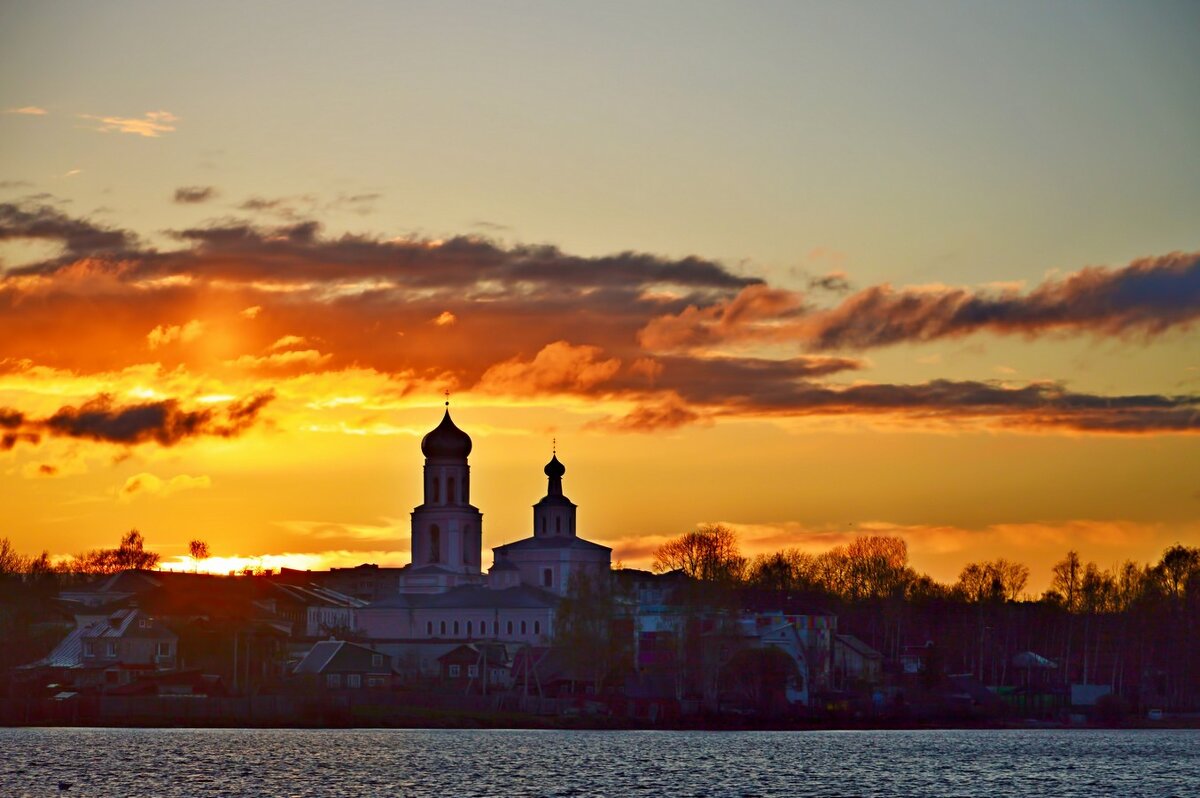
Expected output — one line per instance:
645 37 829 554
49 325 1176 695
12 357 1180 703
358 406 611 659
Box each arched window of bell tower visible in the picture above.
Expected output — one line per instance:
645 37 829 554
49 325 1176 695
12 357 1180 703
432 476 440 503
447 476 456 504
556 517 561 534
429 524 441 563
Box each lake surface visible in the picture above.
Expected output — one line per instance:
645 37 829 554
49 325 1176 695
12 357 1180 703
1 728 1197 797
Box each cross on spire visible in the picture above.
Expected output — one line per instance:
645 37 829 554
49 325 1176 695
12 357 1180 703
553 437 557 455
444 388 450 408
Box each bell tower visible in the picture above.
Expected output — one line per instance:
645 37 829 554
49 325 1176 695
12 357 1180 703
533 445 577 539
411 400 483 575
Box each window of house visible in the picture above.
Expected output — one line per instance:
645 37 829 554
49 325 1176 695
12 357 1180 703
534 621 540 635
326 673 341 688
368 677 382 688
453 621 460 635
506 621 513 635
347 674 362 689
105 642 116 657
543 568 553 587
520 621 527 635
429 524 441 563
83 641 94 657
371 654 383 667
467 664 479 678
439 621 446 635
157 642 171 657
448 664 460 678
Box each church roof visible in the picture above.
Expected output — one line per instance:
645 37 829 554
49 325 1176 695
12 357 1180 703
493 536 612 554
420 408 472 459
363 584 559 610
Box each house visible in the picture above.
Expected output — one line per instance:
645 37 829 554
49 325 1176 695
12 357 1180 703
292 640 396 690
23 608 178 690
833 634 883 689
437 643 512 692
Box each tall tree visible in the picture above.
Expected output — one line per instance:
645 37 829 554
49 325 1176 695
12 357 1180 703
652 523 747 584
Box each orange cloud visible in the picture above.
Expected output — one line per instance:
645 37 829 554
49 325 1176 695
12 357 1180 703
146 320 204 349
79 110 178 138
118 472 211 502
478 341 621 395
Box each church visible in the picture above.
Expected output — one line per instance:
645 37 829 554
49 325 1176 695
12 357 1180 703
356 405 612 647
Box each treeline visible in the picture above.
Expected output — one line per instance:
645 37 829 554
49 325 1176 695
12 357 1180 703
0 530 160 576
652 524 1200 709
651 523 1196 608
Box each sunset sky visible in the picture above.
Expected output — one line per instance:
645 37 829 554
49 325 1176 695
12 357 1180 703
1 1 1197 591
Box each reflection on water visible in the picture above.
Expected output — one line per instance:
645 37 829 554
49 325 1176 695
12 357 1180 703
1 728 1197 797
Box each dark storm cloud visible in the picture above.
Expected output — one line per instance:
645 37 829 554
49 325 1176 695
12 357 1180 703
173 186 217 204
804 252 1200 350
0 391 277 448
0 202 134 254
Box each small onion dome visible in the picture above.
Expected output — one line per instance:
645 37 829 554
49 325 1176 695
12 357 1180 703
544 453 566 478
421 410 472 459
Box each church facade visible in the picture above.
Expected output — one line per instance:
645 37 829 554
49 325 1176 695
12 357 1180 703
357 407 611 647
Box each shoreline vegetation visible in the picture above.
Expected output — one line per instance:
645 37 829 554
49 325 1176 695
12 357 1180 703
3 530 1198 731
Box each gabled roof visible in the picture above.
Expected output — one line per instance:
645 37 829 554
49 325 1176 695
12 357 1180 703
492 536 611 553
293 640 392 674
836 634 883 660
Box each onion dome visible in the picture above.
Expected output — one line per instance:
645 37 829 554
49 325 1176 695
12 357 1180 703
421 409 472 459
544 454 566 479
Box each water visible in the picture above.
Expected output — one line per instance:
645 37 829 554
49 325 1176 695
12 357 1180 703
1 728 1197 797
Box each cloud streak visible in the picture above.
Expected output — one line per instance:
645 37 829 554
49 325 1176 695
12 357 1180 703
0 392 274 449
79 110 178 138
641 252 1200 352
1 199 1195 438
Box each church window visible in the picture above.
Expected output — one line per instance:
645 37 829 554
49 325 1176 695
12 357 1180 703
430 525 441 563
506 621 513 635
426 621 433 636
453 621 460 635
463 474 469 501
480 621 487 635
439 621 446 635
540 518 545 535
556 517 561 534
543 568 553 588
467 621 473 636
520 621 527 635
448 476 456 503
534 621 540 635
432 476 440 503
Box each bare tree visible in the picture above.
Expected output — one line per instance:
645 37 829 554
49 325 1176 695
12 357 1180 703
652 523 747 584
188 539 211 572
